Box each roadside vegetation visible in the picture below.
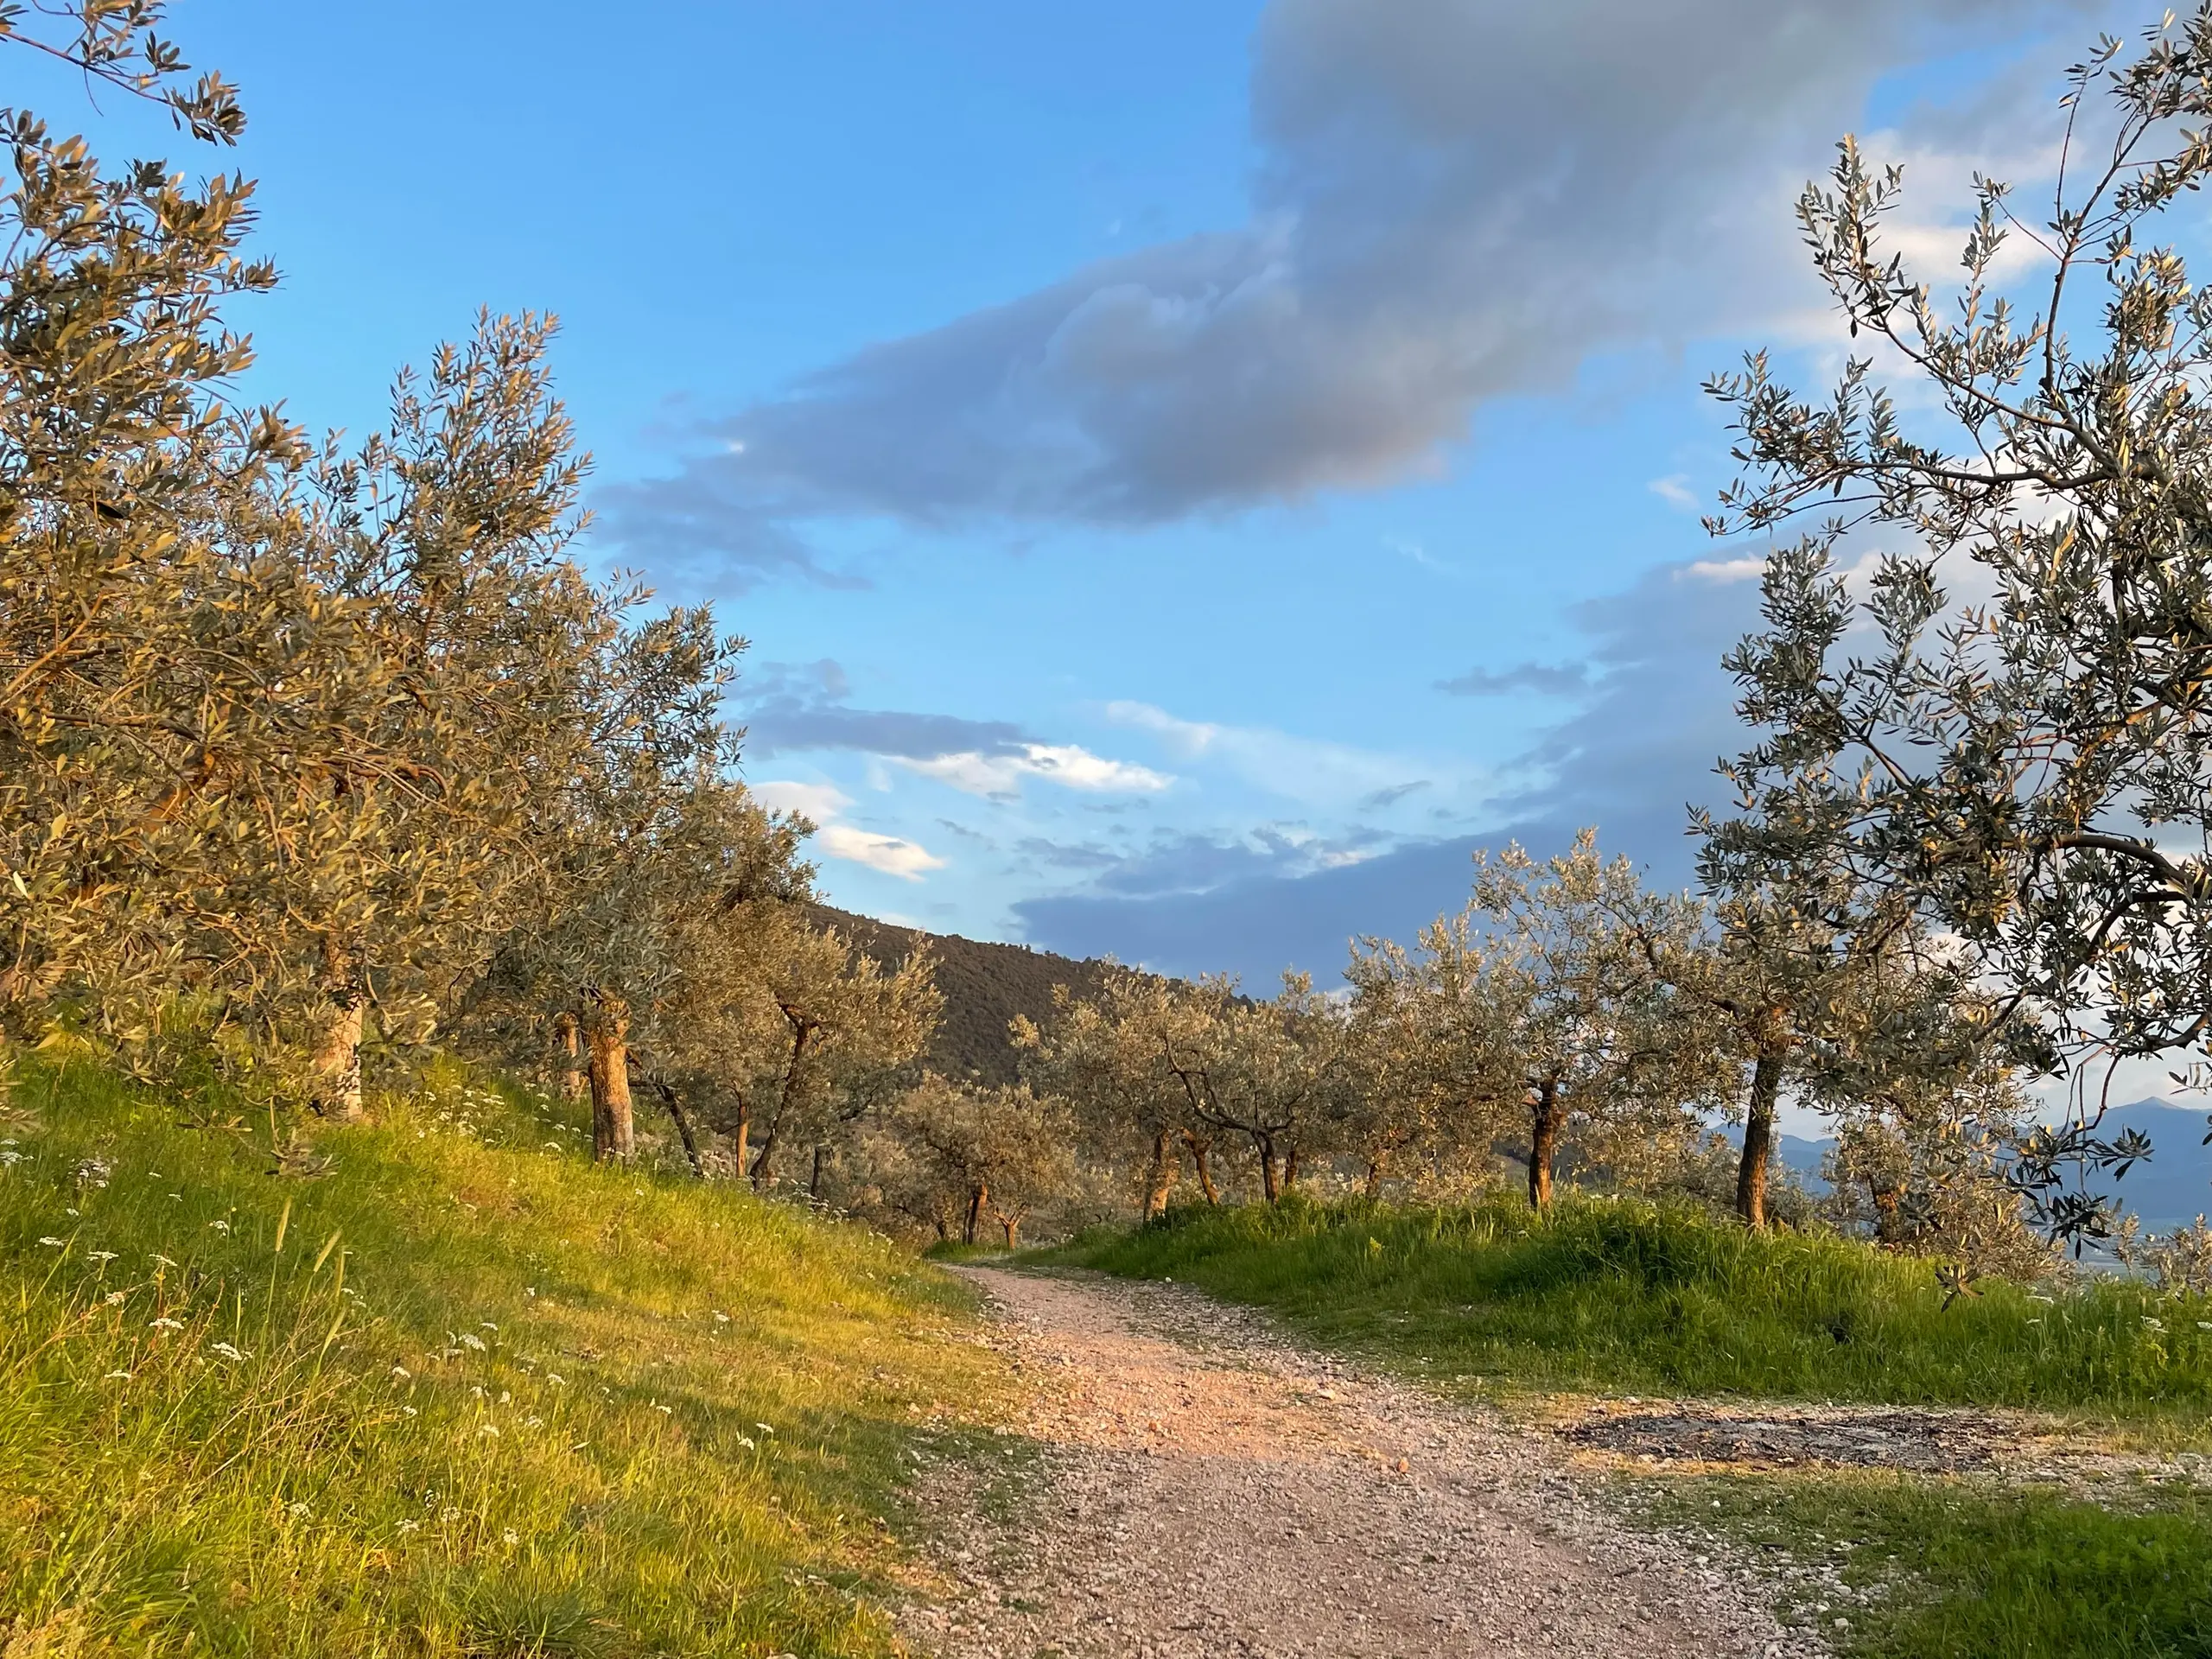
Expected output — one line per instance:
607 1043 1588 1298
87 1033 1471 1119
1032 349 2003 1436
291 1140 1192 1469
1051 1195 2212 1426
1641 1474 2212 1659
0 1058 997 1656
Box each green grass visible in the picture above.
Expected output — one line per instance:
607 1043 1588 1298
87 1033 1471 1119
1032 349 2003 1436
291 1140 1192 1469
1046 1193 2212 1424
0 1057 1001 1658
1639 1471 2212 1659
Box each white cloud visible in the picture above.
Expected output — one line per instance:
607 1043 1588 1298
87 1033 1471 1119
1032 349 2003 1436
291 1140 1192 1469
1103 700 1460 809
753 779 946 880
751 780 853 821
1103 701 1222 758
816 823 948 881
1681 556 1768 583
895 741 1172 799
1649 474 1700 512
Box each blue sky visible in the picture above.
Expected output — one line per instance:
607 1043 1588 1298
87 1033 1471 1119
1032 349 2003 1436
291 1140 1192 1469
102 0 2143 984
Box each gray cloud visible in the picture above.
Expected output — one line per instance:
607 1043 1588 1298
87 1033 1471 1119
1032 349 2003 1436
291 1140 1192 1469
1017 559 1766 983
736 659 1029 761
1358 779 1432 809
600 0 2083 578
1436 662 1591 698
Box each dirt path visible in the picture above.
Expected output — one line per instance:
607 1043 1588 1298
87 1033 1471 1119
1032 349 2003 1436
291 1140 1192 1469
902 1266 1818 1659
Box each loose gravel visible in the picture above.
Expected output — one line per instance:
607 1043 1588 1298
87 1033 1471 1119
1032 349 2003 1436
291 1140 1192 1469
899 1266 1824 1659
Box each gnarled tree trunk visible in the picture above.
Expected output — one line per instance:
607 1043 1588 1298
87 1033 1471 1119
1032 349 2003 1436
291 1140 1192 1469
583 991 633 1162
1142 1127 1178 1221
1000 1211 1021 1249
1527 1078 1561 1211
963 1181 988 1246
312 937 367 1123
1183 1129 1221 1205
751 1006 819 1191
650 1074 704 1178
1363 1152 1388 1198
1282 1143 1302 1192
1255 1132 1281 1204
1736 1051 1785 1229
1868 1176 1903 1243
554 1011 585 1102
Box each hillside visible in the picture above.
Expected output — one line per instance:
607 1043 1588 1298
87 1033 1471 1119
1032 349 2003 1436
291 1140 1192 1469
810 905 1124 1084
0 1058 1001 1655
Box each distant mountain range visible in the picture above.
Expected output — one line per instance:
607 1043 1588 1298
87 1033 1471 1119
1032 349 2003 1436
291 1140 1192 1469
1776 1102 2212 1233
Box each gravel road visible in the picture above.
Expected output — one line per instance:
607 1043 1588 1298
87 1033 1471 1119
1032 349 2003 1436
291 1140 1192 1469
901 1266 1821 1659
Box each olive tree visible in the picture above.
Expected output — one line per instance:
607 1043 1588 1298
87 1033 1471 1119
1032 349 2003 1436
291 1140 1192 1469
1701 13 2212 1241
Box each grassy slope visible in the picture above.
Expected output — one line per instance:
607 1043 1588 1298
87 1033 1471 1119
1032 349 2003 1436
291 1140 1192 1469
1053 1193 2212 1419
0 1058 999 1659
1052 1195 2212 1659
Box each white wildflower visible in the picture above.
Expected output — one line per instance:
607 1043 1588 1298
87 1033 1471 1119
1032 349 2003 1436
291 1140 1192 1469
401 1406 417 1417
149 1317 183 1331
103 1370 132 1381
0 1149 20 1166
653 1402 672 1415
207 1220 230 1234
391 1365 411 1380
755 1422 775 1435
456 1332 486 1352
441 1507 461 1523
498 1390 511 1405
287 1501 310 1518
478 1321 498 1332
105 1291 126 1306
712 1312 729 1324
524 1415 543 1429
545 1374 565 1387
397 1519 421 1534
478 1423 500 1438
36 1236 62 1248
87 1250 117 1262
734 1433 757 1451
502 1529 519 1547
149 1255 176 1268
2145 1316 2167 1332
209 1342 245 1362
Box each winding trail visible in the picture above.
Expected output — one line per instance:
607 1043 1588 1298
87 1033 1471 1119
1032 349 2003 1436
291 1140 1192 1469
902 1267 1818 1659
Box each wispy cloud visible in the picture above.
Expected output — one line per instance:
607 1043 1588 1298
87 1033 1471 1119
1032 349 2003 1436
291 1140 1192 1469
815 824 948 881
749 779 947 881
1436 662 1592 698
1648 474 1700 512
896 743 1173 800
1103 699 1425 807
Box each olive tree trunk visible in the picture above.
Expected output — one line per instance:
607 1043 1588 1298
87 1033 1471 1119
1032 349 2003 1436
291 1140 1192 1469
1527 1078 1561 1211
1183 1129 1221 1205
1141 1127 1178 1221
584 993 634 1162
1736 1051 1785 1229
554 1011 585 1102
312 937 367 1122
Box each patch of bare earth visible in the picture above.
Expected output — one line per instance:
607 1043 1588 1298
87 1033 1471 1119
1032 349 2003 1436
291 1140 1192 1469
898 1267 1821 1659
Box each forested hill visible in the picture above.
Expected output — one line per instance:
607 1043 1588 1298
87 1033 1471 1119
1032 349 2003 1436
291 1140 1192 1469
810 906 1122 1085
